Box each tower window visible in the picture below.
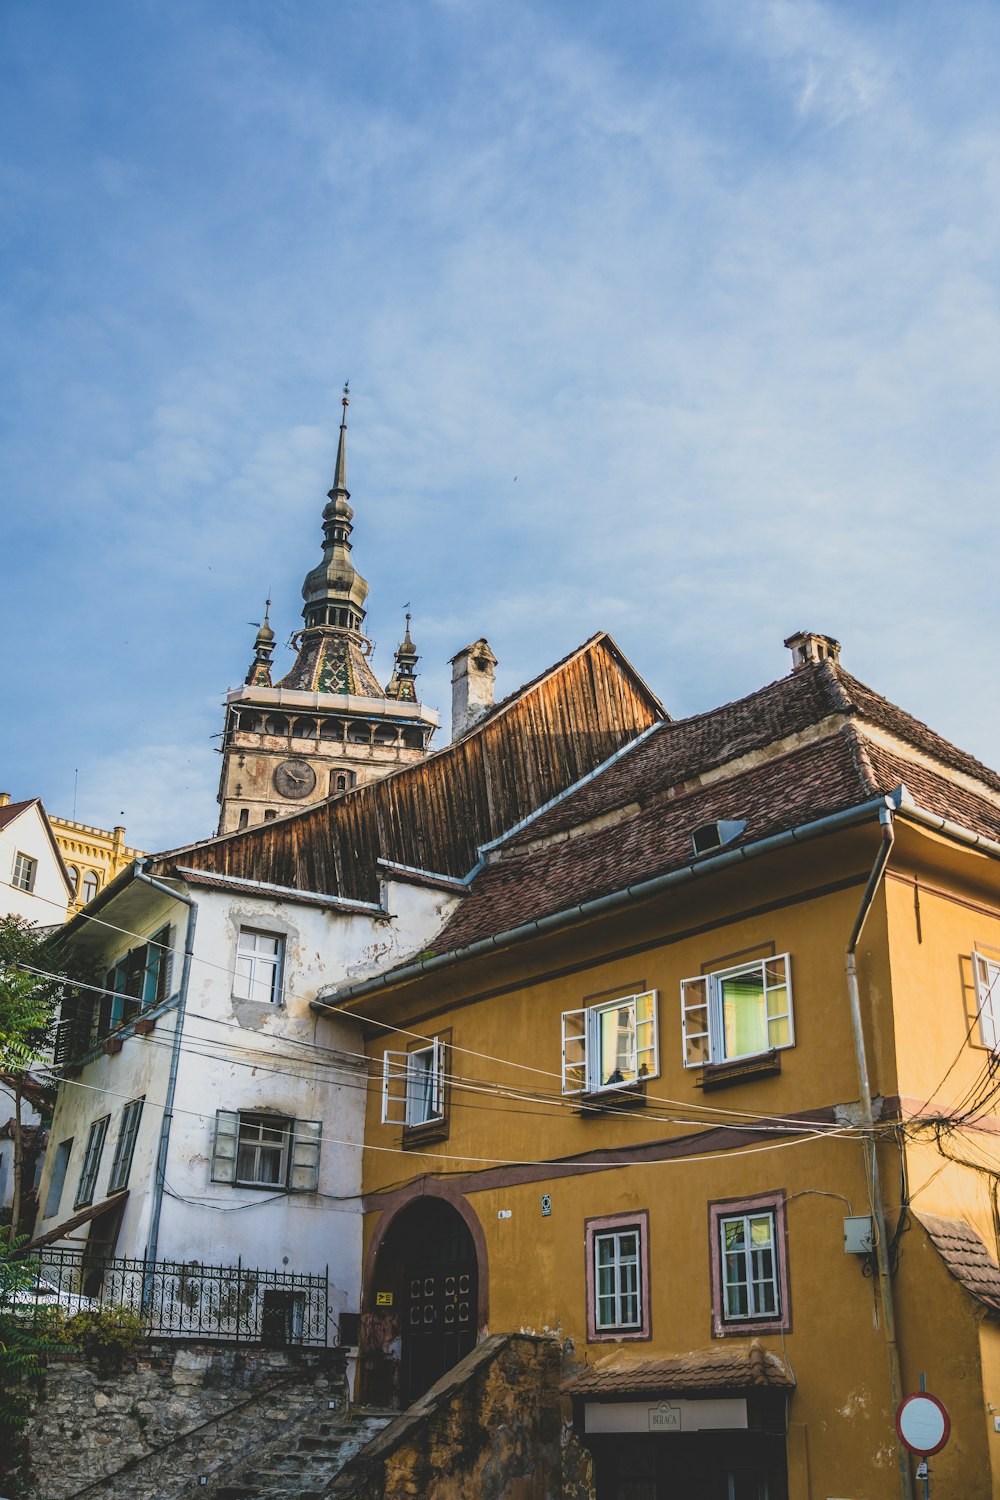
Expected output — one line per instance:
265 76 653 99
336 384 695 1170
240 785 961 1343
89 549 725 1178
264 809 277 821
238 809 249 829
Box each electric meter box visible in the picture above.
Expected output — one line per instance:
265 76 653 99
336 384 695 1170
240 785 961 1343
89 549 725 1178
844 1215 875 1254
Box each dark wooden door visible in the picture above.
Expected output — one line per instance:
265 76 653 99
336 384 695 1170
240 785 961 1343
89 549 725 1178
401 1245 476 1404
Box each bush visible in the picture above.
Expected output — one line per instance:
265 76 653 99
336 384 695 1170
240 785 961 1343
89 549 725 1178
64 1305 146 1366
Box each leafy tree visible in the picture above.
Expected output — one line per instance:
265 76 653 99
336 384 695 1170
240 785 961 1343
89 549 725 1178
0 917 64 1232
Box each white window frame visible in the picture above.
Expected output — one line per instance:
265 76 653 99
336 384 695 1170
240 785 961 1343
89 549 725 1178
233 928 285 1005
44 1138 73 1219
210 1110 321 1191
680 954 794 1069
561 991 658 1095
973 952 1000 1050
381 1039 445 1127
12 852 36 893
81 870 99 904
593 1227 642 1331
718 1209 781 1323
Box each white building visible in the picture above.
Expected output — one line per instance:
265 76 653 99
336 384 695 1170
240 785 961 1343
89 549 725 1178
34 859 460 1344
0 795 73 926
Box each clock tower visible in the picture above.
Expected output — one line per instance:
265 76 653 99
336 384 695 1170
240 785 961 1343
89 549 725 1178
216 389 439 834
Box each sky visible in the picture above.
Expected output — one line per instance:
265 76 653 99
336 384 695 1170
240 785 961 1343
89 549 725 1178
3 0 1000 853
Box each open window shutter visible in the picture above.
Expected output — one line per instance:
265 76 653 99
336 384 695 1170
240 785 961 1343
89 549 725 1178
561 1009 588 1095
381 1051 410 1124
680 976 711 1067
975 955 999 1050
211 1110 239 1183
634 991 659 1080
430 1037 445 1120
289 1119 321 1191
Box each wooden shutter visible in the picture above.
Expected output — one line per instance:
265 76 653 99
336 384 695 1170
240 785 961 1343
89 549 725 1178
680 975 711 1067
289 1119 321 1191
561 1009 587 1095
381 1051 410 1124
975 954 999 1051
211 1109 239 1183
634 991 659 1080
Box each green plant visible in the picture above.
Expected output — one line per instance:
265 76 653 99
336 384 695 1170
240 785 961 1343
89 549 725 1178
0 1233 50 1499
64 1305 146 1363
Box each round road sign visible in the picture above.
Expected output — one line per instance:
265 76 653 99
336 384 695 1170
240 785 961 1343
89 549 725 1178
896 1393 950 1456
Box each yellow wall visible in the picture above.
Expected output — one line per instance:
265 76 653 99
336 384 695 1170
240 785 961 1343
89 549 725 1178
352 822 1000 1499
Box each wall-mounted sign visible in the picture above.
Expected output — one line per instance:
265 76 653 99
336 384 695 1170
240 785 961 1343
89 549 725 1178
541 1194 552 1217
649 1402 681 1432
375 1291 393 1307
896 1392 950 1456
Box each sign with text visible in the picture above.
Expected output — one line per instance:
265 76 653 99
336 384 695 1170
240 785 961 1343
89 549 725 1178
375 1291 394 1307
649 1402 681 1432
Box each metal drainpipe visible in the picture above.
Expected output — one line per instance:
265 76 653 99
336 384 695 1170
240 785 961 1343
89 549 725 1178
846 803 912 1500
134 866 197 1269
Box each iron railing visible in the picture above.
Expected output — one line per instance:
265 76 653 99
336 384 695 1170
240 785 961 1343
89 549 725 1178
9 1248 331 1346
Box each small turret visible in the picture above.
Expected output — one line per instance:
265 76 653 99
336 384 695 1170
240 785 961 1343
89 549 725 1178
244 599 276 687
386 611 419 702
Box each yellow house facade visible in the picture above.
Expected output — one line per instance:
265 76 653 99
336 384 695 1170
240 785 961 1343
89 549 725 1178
49 815 143 915
320 634 1000 1500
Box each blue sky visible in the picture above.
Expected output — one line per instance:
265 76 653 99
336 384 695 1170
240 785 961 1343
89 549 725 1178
3 0 999 852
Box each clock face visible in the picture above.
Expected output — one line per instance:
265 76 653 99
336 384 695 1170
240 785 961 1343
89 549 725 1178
273 759 317 799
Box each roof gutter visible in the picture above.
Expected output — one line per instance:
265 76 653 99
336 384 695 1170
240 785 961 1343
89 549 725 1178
313 789 905 1015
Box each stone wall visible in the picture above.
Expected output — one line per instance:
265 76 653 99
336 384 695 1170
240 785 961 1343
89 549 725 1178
330 1333 594 1500
26 1343 347 1500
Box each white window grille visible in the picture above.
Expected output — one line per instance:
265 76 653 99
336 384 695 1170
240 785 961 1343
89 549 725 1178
12 852 36 892
681 955 793 1068
560 992 658 1095
973 953 1000 1050
233 929 284 1005
381 1039 445 1126
593 1227 642 1331
719 1211 780 1322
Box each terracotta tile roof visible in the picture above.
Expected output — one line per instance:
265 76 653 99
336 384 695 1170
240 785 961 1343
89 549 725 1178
835 669 1000 794
436 730 875 952
0 797 36 832
562 1342 794 1396
862 740 1000 843
915 1212 1000 1313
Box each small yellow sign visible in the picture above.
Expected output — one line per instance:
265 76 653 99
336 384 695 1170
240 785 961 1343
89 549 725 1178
376 1291 394 1307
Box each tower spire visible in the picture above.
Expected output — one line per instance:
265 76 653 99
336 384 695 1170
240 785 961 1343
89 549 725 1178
386 608 419 701
244 598 276 687
330 382 349 499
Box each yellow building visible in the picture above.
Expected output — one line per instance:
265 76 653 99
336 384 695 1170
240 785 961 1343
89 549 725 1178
317 631 1000 1500
49 815 143 915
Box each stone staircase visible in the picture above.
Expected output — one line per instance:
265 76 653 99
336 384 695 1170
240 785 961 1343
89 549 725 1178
205 1404 396 1500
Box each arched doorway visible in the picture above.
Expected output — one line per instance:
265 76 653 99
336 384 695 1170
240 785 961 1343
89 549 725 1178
361 1196 481 1409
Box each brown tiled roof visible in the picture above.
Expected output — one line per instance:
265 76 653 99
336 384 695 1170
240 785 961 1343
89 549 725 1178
915 1212 1000 1313
436 730 876 953
863 740 1000 843
507 660 1000 852
0 797 36 831
562 1342 793 1396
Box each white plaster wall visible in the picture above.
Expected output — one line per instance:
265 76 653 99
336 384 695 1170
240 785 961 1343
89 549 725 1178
36 872 461 1333
0 805 69 925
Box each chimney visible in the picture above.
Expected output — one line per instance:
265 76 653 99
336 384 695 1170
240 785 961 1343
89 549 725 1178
450 639 498 739
0 792 10 806
784 630 841 672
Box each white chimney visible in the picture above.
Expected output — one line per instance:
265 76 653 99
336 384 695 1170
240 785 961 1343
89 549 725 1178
450 639 498 739
784 630 841 672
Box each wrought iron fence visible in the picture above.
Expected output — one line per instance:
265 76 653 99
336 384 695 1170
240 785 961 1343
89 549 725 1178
8 1247 331 1347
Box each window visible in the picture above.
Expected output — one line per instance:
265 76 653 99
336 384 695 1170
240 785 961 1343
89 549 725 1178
585 1212 650 1342
75 1116 110 1208
211 1110 321 1191
973 953 1000 1049
681 955 793 1068
43 1138 73 1218
99 926 172 1040
108 1098 144 1192
238 808 249 829
381 1039 446 1128
12 852 36 892
562 991 658 1094
66 865 79 897
709 1193 789 1336
81 870 99 903
263 809 277 821
234 929 284 1004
